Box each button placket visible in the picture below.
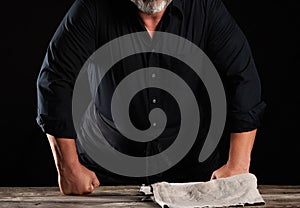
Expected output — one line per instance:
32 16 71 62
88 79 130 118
148 52 161 129
149 67 159 107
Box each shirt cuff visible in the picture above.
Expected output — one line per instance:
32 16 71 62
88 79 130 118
36 114 77 139
228 101 267 133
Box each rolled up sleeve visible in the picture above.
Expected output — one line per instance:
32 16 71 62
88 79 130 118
206 0 266 132
36 0 96 139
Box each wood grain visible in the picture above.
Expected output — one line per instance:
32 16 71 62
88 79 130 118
0 186 299 207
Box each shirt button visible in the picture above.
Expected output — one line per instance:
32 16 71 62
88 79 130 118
151 73 156 78
153 122 157 127
152 98 157 104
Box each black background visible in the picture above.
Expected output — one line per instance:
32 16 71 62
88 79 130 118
0 0 299 186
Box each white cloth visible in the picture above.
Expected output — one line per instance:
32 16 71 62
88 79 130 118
141 173 265 208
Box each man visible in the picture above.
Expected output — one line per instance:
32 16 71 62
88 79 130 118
36 0 266 195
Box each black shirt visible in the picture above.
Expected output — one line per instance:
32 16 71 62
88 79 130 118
36 0 266 183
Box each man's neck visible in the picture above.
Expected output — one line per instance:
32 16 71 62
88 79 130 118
138 8 167 38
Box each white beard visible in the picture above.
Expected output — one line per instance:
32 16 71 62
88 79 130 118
131 0 173 14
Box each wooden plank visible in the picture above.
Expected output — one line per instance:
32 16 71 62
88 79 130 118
258 185 300 189
0 186 299 208
0 186 155 208
0 202 160 208
0 186 142 197
0 186 145 206
259 185 300 207
258 185 300 194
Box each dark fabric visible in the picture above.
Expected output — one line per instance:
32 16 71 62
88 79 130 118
76 137 224 185
36 0 266 183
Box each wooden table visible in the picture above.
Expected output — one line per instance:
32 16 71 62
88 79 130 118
0 185 299 207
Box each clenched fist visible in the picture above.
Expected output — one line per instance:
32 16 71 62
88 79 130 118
58 162 100 195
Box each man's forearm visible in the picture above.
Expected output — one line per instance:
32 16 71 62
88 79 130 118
46 134 100 195
47 134 80 173
211 129 258 179
227 129 257 171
